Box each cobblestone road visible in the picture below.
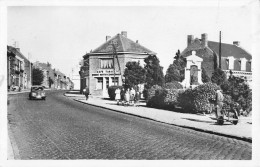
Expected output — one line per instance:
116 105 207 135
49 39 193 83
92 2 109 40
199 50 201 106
8 91 252 159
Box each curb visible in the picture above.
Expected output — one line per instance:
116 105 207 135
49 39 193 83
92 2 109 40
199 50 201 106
8 125 21 159
73 98 252 143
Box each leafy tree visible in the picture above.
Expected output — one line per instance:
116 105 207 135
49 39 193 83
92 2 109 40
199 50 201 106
202 67 210 83
221 74 252 113
211 68 227 86
144 55 165 89
165 50 186 83
123 61 146 88
32 68 44 85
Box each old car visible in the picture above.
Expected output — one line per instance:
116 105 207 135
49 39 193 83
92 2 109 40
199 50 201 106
29 86 46 100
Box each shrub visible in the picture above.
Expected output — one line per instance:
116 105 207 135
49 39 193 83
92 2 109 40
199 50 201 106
146 85 163 107
164 81 183 89
222 75 252 115
164 89 185 107
147 83 185 109
179 83 220 113
108 85 123 100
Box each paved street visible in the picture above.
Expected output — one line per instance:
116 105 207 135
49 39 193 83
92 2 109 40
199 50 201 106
8 91 252 160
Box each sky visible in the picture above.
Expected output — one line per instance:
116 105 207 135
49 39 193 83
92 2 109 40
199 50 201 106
7 2 256 77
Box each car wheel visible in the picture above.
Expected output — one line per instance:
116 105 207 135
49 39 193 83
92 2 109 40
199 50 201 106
43 97 46 100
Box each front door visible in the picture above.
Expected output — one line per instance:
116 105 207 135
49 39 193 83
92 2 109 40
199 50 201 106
103 77 109 98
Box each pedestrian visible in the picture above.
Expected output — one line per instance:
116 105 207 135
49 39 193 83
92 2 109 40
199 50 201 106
130 87 136 105
84 86 90 100
134 90 140 107
214 89 224 124
115 88 121 105
120 88 125 105
124 88 130 106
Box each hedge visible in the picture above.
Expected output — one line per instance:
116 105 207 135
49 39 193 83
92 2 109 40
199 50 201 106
108 85 123 100
164 81 183 89
146 85 184 109
179 82 220 113
146 85 163 107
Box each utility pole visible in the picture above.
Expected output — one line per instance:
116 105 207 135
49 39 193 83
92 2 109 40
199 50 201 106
219 31 222 69
112 43 123 85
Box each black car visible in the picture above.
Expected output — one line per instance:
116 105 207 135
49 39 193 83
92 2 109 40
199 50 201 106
29 86 46 100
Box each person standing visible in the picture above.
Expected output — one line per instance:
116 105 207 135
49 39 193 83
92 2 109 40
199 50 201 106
124 88 130 106
130 87 136 105
115 88 121 105
120 88 125 105
84 86 90 100
134 90 140 107
215 89 224 124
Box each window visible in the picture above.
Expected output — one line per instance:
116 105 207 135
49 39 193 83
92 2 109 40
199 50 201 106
112 77 119 86
100 59 113 69
96 77 103 90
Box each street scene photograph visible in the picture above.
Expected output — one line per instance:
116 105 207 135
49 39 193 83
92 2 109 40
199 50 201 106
1 0 259 166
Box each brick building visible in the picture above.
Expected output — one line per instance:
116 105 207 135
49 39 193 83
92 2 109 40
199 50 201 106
181 33 252 84
7 46 32 90
82 31 156 97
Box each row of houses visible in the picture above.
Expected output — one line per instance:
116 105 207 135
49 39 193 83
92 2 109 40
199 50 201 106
79 31 252 97
33 61 74 90
7 46 74 91
7 46 33 90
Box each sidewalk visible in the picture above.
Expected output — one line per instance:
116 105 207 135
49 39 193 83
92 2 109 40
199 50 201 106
65 93 252 142
8 89 30 95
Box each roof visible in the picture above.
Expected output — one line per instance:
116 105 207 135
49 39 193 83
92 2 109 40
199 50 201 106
207 41 252 60
87 33 156 55
7 46 30 62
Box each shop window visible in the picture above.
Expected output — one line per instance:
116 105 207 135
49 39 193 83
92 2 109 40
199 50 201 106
100 59 113 69
112 77 119 86
96 77 103 90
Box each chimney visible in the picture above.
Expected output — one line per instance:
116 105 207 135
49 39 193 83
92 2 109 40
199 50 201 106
106 36 111 41
121 31 127 38
233 41 240 46
187 35 194 46
201 33 208 47
136 40 139 43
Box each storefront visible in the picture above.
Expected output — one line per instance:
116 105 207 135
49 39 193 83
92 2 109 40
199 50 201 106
82 31 156 97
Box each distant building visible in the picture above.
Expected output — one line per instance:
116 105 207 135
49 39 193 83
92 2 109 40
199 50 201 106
181 33 252 86
33 61 73 90
33 61 54 88
71 63 81 90
7 46 32 90
82 31 156 97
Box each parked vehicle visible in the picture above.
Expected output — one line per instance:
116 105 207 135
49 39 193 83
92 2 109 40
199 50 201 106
29 86 46 100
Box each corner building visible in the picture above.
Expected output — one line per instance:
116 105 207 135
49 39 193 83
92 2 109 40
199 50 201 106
83 31 156 97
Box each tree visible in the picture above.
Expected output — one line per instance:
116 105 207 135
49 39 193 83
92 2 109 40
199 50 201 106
144 55 165 89
32 68 44 85
165 50 186 83
202 67 210 83
211 68 227 86
123 61 146 88
221 74 251 113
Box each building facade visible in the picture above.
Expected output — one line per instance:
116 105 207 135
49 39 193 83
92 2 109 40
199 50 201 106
33 61 73 90
82 31 156 97
181 33 252 85
71 63 81 90
7 46 32 90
